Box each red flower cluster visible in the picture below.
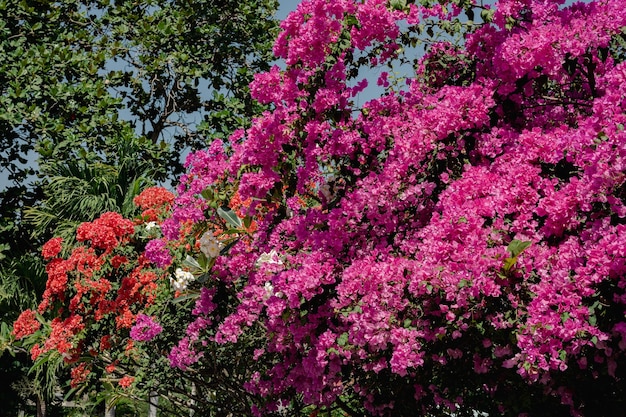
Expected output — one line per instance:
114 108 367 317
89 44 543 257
70 362 91 388
32 315 85 359
76 212 135 252
12 309 40 340
18 209 167 387
39 258 70 312
133 186 175 222
118 375 134 388
41 237 63 259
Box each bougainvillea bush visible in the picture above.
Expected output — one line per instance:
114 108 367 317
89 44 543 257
160 0 626 415
12 185 270 414
14 0 626 415
11 188 184 410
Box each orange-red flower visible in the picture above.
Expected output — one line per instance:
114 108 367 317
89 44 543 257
41 237 63 259
134 187 175 221
12 309 40 339
70 363 90 388
119 375 134 388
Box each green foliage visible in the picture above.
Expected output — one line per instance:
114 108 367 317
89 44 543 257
0 0 279 414
24 134 160 241
0 0 279 246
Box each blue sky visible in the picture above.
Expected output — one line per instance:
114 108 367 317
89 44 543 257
277 0 300 20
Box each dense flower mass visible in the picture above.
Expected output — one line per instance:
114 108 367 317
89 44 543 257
41 237 63 260
76 212 135 252
12 309 40 340
14 191 175 397
157 0 626 415
144 238 172 268
133 186 175 222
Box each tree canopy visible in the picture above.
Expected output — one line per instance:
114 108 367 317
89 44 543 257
0 0 278 242
0 0 279 414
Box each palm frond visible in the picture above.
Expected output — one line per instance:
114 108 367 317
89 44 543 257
0 254 45 319
26 151 156 238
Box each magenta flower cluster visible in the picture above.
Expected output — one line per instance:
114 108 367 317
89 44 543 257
144 239 172 268
168 287 217 370
130 314 163 342
160 0 626 415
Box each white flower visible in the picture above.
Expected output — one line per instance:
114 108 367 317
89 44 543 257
199 231 222 258
262 281 283 300
170 268 195 292
145 221 159 231
169 276 186 292
175 268 194 281
256 249 283 266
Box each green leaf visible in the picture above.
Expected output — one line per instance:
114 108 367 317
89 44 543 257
219 239 239 256
589 314 597 326
281 310 291 322
337 332 349 347
197 252 209 269
480 9 495 23
221 228 244 236
0 243 10 261
171 291 200 304
197 273 211 284
344 14 358 27
502 257 517 273
201 187 214 200
182 255 202 272
217 206 242 229
390 0 407 11
506 239 532 258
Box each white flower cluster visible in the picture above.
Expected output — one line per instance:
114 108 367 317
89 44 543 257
257 251 284 300
170 268 195 292
262 281 284 300
255 249 283 267
199 231 222 258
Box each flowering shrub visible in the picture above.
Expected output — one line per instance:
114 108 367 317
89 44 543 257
11 187 175 394
133 186 175 222
12 0 626 416
157 0 626 415
13 183 271 413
